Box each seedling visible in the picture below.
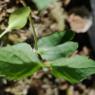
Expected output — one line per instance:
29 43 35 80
0 1 95 84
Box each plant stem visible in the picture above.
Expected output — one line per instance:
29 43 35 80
0 28 10 38
29 16 38 49
20 0 38 50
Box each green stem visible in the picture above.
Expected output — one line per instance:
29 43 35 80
0 28 10 38
20 0 38 49
29 16 38 49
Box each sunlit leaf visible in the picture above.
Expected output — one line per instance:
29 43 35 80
8 7 31 30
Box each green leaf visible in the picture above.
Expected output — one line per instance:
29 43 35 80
38 32 65 48
38 42 78 61
0 43 41 80
61 29 75 42
51 56 95 83
8 7 31 30
33 0 57 10
38 31 75 48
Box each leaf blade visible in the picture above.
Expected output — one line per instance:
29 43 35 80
51 56 95 83
8 7 31 30
33 0 57 10
0 43 41 80
38 31 75 48
38 42 78 61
